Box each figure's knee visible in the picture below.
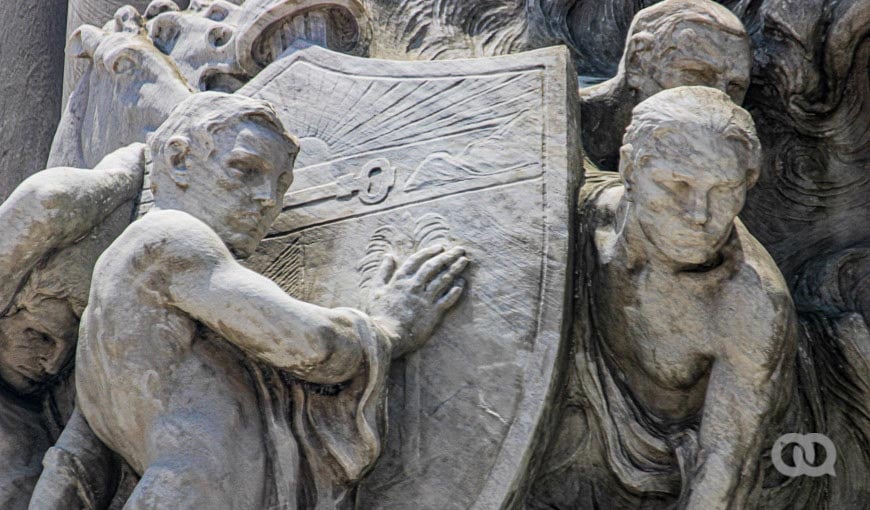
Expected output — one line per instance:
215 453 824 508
123 460 228 510
125 451 264 510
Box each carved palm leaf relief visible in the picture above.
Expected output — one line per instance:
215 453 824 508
239 45 582 509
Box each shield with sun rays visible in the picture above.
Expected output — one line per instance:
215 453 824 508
239 44 583 509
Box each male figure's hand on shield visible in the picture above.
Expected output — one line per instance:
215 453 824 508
368 245 469 358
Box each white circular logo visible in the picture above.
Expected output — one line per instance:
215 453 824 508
772 433 836 477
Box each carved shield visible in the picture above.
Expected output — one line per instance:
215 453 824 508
239 45 582 509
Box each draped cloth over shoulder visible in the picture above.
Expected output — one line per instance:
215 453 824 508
247 308 392 510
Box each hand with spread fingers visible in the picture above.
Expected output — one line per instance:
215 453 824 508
368 245 470 358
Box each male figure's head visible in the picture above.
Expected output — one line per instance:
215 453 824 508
150 92 299 258
0 279 81 396
619 86 760 266
618 0 751 104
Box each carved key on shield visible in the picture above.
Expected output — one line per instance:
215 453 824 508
285 158 396 207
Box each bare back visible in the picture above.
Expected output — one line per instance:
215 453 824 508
75 211 268 508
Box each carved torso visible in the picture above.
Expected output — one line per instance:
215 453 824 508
590 186 792 423
75 213 270 507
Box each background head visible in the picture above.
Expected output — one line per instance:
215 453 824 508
618 0 751 104
619 86 760 266
0 274 82 397
150 92 299 258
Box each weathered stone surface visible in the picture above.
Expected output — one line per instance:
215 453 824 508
64 0 154 104
239 45 582 509
578 0 751 170
63 92 467 509
63 2 198 101
50 16 193 169
732 2 870 505
532 86 798 509
0 0 68 203
0 144 146 509
0 1 866 508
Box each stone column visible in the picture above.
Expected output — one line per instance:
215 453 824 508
0 1 69 202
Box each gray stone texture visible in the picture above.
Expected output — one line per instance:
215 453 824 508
240 45 582 509
0 0 866 509
63 0 191 104
0 1 68 203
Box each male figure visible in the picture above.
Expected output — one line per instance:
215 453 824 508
0 144 146 508
66 92 467 509
532 87 796 508
579 0 751 170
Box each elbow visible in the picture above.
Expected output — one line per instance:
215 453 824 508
290 315 365 385
17 168 93 207
4 172 67 223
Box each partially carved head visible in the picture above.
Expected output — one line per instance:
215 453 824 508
619 0 751 104
0 273 83 396
69 7 194 167
620 86 760 266
149 92 299 258
146 0 249 91
144 0 369 91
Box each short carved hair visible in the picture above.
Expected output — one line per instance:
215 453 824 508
621 0 746 61
149 92 298 194
620 86 761 187
10 261 86 318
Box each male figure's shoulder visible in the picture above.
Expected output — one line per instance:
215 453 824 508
92 210 229 294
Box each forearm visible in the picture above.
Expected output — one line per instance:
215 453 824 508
0 144 144 311
29 409 118 510
271 306 370 384
176 259 369 384
683 363 770 510
162 215 466 385
21 154 144 233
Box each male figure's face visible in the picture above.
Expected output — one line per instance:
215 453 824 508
181 120 295 258
625 130 748 266
627 22 751 103
0 299 77 396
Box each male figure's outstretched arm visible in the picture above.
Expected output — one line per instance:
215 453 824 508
143 210 467 384
0 143 145 314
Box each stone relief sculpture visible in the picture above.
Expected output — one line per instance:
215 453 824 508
0 145 146 508
42 92 468 510
530 86 796 509
577 0 752 170
0 0 865 509
238 45 581 508
143 0 371 92
733 1 870 505
49 12 193 169
143 0 250 91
